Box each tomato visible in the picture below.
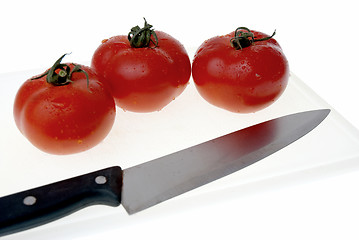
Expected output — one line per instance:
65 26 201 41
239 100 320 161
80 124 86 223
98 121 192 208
91 18 191 112
13 54 116 155
192 27 289 113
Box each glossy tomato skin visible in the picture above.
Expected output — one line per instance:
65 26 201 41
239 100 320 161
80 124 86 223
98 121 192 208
14 64 116 155
192 30 289 113
91 31 191 112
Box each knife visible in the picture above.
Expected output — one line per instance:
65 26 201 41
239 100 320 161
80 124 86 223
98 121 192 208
0 109 330 237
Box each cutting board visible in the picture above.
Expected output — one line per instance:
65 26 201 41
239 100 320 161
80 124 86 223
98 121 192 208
1 68 359 239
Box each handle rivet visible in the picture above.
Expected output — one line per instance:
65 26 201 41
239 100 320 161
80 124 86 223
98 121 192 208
95 176 107 185
23 196 37 206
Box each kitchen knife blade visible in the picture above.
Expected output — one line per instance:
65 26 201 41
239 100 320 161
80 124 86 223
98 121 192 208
0 109 330 237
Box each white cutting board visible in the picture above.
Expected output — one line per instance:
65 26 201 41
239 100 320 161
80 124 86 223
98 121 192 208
1 69 359 239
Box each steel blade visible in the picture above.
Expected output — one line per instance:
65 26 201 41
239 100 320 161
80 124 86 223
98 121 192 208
122 109 330 214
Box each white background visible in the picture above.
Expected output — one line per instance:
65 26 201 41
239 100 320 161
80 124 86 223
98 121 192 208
1 0 359 239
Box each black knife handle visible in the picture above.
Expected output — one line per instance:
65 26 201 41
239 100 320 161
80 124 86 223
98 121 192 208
0 166 122 237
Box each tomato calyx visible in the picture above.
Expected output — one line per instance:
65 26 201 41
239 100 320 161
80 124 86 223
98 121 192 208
230 27 276 50
32 53 90 89
128 18 159 48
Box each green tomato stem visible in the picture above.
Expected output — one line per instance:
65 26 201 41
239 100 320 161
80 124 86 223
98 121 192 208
128 18 158 48
230 27 276 50
31 54 89 89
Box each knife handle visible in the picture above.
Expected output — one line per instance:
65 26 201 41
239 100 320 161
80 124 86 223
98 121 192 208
0 166 122 237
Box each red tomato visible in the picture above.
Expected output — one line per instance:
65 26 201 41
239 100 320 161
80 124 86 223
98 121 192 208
91 19 191 112
192 27 289 113
14 54 116 155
